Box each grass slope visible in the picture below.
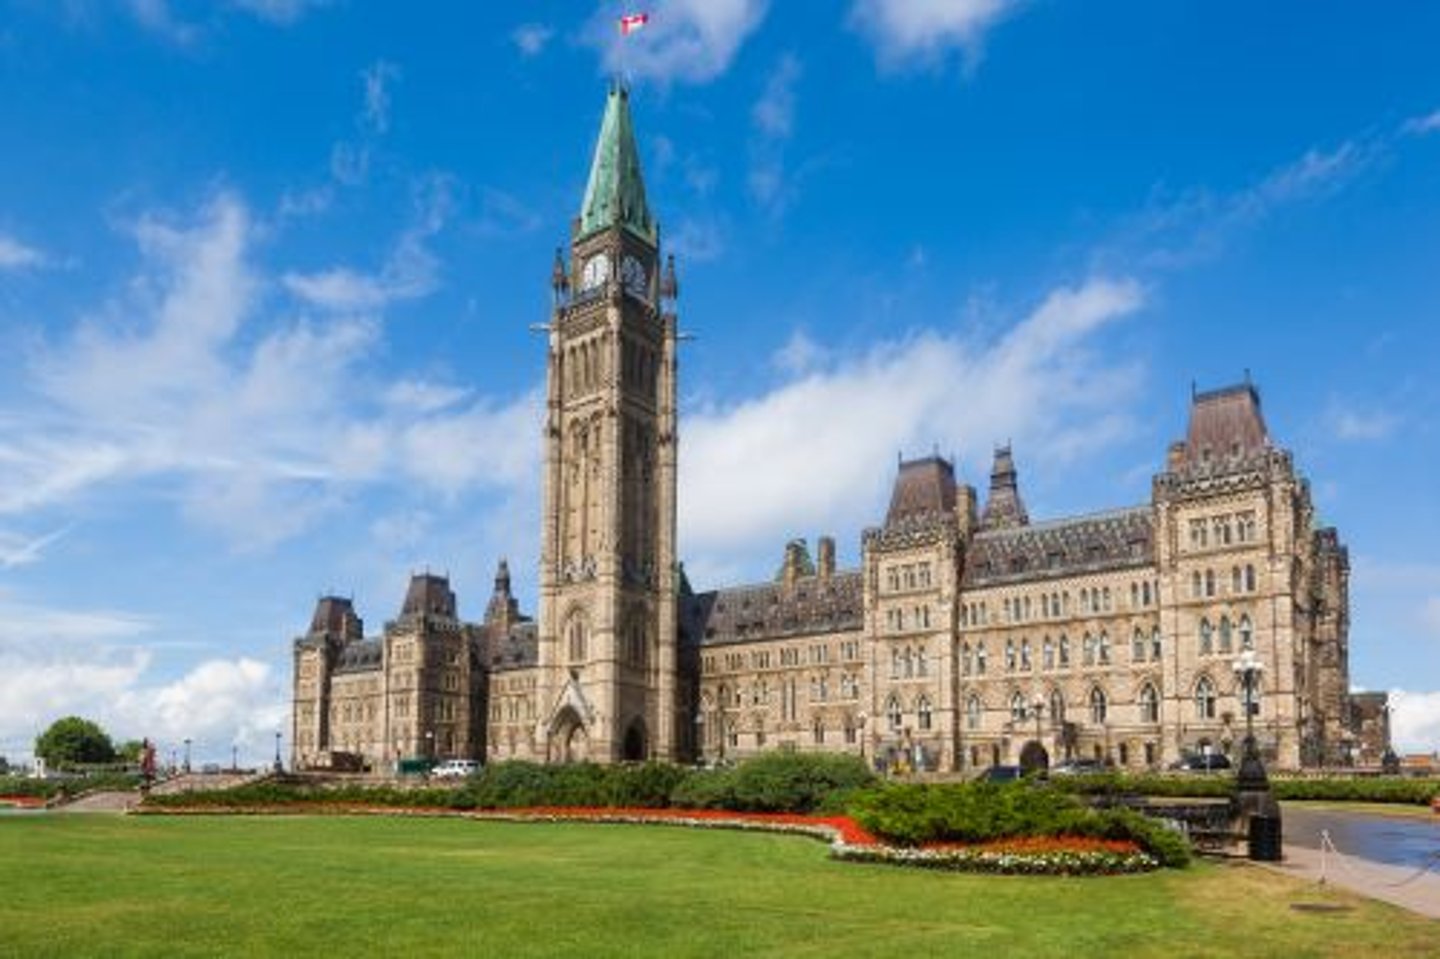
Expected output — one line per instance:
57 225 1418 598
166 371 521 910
0 815 1432 957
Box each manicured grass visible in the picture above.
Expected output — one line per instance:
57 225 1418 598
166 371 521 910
0 815 1433 957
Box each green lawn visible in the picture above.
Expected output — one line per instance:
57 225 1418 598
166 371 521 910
0 814 1433 957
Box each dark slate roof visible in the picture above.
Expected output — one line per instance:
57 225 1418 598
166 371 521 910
401 573 457 619
886 456 957 526
1183 383 1269 467
333 638 383 675
963 506 1153 587
685 571 864 646
487 621 539 672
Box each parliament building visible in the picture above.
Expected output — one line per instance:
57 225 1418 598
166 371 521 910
291 87 1378 774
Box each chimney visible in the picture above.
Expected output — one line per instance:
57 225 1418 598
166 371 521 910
817 536 836 580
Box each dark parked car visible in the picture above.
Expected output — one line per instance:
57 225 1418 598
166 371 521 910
977 764 1024 783
1050 758 1107 776
1170 752 1233 772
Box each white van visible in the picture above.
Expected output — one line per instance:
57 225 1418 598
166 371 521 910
429 759 481 780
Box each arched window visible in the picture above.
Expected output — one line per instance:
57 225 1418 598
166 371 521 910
1089 687 1107 724
891 649 901 679
1194 676 1217 720
1098 631 1111 665
886 695 902 732
1083 633 1096 666
1239 615 1254 650
1131 583 1139 608
1205 569 1216 597
1218 615 1233 653
1043 637 1054 671
1132 629 1147 662
1143 581 1152 605
1059 635 1071 668
917 696 933 731
903 648 914 678
1103 587 1112 610
976 643 988 674
567 614 588 662
1138 683 1160 724
1049 688 1066 724
812 717 824 744
1010 691 1028 722
917 646 928 677
1231 566 1242 594
1199 618 1213 655
961 642 972 676
1245 564 1257 592
1020 639 1032 671
1191 571 1202 598
1151 627 1163 661
1005 639 1016 672
966 695 982 731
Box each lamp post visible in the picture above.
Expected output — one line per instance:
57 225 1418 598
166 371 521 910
1232 649 1267 790
273 731 282 773
693 711 704 765
231 744 238 773
183 737 191 774
425 729 435 763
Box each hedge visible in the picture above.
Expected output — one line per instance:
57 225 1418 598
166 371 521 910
1050 773 1440 806
848 782 1191 868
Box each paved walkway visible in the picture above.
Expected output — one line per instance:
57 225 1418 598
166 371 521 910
59 790 141 813
1268 806 1440 919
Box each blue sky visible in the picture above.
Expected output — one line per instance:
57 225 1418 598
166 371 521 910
1 1 1438 764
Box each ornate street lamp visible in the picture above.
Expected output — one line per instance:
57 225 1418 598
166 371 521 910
1232 649 1267 790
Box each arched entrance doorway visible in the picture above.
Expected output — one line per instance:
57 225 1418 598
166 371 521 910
551 707 589 763
622 718 647 762
1019 739 1050 775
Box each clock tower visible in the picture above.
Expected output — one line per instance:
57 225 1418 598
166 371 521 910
535 85 681 762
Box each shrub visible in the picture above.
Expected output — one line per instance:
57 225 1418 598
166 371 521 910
848 782 1190 867
723 752 876 814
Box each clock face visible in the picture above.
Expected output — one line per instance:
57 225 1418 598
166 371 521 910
621 255 648 297
581 253 611 291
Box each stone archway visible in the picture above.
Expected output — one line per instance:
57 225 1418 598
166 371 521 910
552 707 589 763
1019 739 1050 775
622 718 647 762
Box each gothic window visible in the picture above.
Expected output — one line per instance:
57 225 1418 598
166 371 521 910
1139 684 1160 724
1218 615 1233 653
1089 687 1108 724
1010 692 1027 722
904 648 915 678
976 642 987 674
1052 592 1061 616
917 696 933 731
1132 629 1146 662
1205 569 1216 597
886 696 903 732
812 718 825 745
1245 564 1257 592
1082 633 1095 667
1194 676 1217 720
1098 631 1111 665
1232 566 1242 594
1059 635 1071 668
966 695 982 731
1049 688 1066 724
567 614 588 662
1199 618 1213 655
891 649 901 679
1131 583 1139 609
843 717 857 744
1151 627 1163 661
1192 571 1202 598
1103 587 1112 611
1143 581 1152 606
1005 639 1016 672
1020 639 1032 671
961 642 971 676
916 647 929 677
1239 614 1254 650
1043 637 1055 671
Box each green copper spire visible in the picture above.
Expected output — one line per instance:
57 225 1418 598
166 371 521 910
579 85 656 245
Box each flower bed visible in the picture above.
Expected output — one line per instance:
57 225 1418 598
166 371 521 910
136 800 1158 874
0 795 48 810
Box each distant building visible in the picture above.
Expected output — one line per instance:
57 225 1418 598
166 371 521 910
291 86 1385 773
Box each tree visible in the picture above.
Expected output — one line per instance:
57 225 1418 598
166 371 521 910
34 716 116 766
117 740 144 764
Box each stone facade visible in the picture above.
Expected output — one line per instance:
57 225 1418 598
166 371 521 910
291 86 1385 774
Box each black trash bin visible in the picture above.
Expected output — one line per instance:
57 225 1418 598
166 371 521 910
1248 813 1282 862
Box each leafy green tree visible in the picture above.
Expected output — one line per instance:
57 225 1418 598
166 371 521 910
34 716 116 766
117 740 144 764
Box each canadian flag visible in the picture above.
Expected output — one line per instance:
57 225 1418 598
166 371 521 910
619 13 649 36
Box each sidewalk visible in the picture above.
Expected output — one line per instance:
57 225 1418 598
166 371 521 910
1266 842 1440 919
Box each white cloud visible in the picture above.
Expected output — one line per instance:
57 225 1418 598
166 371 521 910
1328 404 1400 442
1401 109 1440 137
850 0 1019 71
361 60 400 136
749 54 802 211
0 526 72 569
773 330 827 376
0 233 46 270
680 277 1145 581
587 0 768 85
127 0 200 45
1390 690 1440 753
230 0 329 25
668 216 727 262
512 23 554 57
